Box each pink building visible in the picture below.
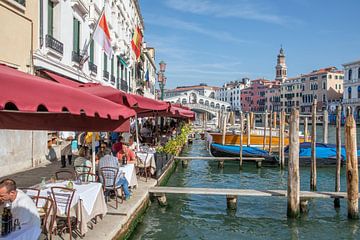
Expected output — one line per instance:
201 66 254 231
241 79 280 112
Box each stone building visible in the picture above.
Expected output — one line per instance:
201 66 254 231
342 59 360 119
215 78 250 112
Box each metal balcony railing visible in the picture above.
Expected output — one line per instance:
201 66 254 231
111 75 115 84
72 51 82 63
45 34 63 55
88 62 97 73
103 71 109 80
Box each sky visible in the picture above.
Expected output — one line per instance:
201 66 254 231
139 0 360 88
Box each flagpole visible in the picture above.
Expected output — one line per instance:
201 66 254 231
80 5 106 64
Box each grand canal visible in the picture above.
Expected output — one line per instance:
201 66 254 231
131 125 360 239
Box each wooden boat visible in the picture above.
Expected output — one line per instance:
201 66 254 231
284 142 347 166
210 143 278 166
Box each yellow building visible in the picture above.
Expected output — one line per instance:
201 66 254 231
0 0 38 72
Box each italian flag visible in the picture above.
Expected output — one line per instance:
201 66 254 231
131 26 142 60
93 12 113 57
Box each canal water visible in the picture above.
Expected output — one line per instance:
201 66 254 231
130 125 360 240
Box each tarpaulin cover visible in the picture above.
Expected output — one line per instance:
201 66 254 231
211 143 270 157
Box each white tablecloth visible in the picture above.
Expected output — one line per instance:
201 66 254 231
119 164 138 187
0 226 41 240
136 151 156 174
37 181 107 234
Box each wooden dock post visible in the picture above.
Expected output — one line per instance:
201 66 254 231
247 113 251 147
334 105 342 208
218 160 224 169
263 110 268 150
280 110 285 168
226 195 238 210
182 159 189 168
310 99 317 191
250 112 255 130
273 111 277 129
304 117 308 142
323 109 328 144
240 112 244 168
345 109 359 219
222 112 227 145
287 108 300 218
269 111 273 153
156 194 168 207
300 199 308 213
279 111 282 164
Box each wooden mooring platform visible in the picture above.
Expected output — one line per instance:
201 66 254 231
174 156 265 168
149 186 360 212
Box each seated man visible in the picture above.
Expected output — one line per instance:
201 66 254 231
0 179 40 229
117 144 137 165
99 148 130 200
74 147 92 175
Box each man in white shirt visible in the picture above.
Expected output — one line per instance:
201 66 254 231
0 179 40 229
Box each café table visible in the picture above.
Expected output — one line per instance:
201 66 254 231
37 181 107 235
0 225 41 240
119 163 138 188
136 149 156 175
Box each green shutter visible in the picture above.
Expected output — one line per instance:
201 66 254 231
73 18 80 53
116 58 120 79
47 0 53 36
103 53 107 71
89 39 94 63
111 57 114 76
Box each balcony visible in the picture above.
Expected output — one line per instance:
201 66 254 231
111 75 115 84
103 71 109 81
88 62 97 74
72 51 82 63
45 34 63 55
121 80 128 92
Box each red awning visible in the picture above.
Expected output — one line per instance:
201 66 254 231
0 65 135 131
137 104 195 120
78 83 169 113
42 70 82 88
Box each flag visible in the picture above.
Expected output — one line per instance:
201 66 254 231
131 26 142 60
93 11 113 57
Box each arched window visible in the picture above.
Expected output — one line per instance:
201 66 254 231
349 69 352 81
348 86 352 99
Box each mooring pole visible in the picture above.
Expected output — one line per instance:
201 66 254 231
222 112 227 145
279 111 282 164
263 110 268 150
310 99 317 191
323 109 328 144
250 112 255 130
240 112 244 168
304 117 308 142
280 110 285 168
247 113 251 146
273 111 277 129
269 111 273 153
345 108 359 219
334 105 342 208
287 108 300 218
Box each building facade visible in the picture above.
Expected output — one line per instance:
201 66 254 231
33 0 147 93
215 78 250 112
0 0 47 176
240 79 277 112
342 59 360 119
141 46 156 99
300 67 343 113
280 77 303 113
265 83 281 112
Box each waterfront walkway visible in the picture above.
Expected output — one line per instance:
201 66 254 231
3 159 158 240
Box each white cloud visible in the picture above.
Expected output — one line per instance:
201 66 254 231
164 0 291 25
145 15 247 43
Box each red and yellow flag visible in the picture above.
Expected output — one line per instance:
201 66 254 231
131 26 142 60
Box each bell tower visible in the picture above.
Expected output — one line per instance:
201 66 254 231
275 46 287 82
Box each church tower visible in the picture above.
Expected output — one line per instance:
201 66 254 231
275 47 287 82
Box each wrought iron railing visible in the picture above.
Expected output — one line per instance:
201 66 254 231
103 71 109 81
45 34 63 55
111 75 115 84
88 62 97 73
71 51 82 63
